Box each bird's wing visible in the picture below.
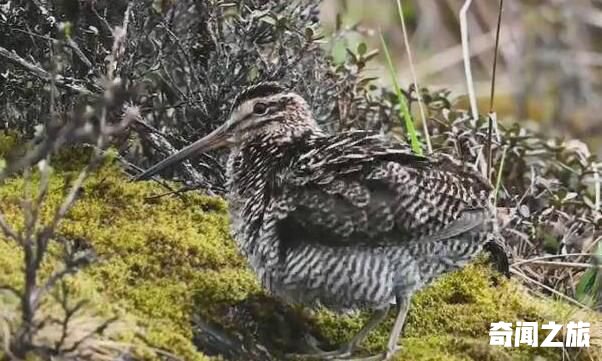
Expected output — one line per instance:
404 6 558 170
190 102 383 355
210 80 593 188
272 131 493 247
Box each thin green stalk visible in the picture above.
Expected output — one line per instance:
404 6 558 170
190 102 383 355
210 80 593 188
493 145 507 208
395 0 431 154
487 0 504 181
379 31 422 156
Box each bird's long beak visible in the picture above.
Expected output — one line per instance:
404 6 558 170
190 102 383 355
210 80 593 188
135 123 231 180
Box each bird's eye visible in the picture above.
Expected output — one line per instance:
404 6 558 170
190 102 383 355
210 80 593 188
253 102 269 115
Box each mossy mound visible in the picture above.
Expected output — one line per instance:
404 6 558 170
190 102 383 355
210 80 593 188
0 155 600 360
0 158 256 360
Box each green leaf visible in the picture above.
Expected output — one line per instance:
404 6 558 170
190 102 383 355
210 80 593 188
575 243 602 305
357 42 367 56
331 41 347 65
247 66 259 82
304 27 314 42
576 269 597 305
59 22 73 39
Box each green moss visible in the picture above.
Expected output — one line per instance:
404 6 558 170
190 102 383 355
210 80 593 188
0 145 600 360
0 160 245 360
0 131 102 175
0 131 22 157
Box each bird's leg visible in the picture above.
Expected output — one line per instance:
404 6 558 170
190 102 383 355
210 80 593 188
285 306 389 360
326 306 391 359
383 296 409 359
337 296 410 361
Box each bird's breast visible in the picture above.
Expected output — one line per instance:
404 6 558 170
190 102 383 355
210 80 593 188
225 190 283 287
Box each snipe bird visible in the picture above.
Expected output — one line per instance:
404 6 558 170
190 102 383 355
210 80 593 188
137 83 504 361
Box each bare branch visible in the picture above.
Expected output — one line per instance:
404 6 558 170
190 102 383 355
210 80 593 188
66 38 93 69
61 316 119 354
0 46 99 95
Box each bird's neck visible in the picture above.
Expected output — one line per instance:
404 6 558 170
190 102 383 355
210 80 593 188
223 137 303 288
225 128 325 289
226 128 318 201
224 137 295 245
226 141 286 197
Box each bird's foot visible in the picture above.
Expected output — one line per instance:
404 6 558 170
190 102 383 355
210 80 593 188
286 344 401 361
331 345 402 361
285 342 354 360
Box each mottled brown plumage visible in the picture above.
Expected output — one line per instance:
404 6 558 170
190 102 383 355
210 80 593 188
137 83 506 360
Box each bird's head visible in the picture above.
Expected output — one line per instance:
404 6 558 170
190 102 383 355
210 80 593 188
136 82 320 180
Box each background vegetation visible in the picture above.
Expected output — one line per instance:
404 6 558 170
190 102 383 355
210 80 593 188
321 0 602 154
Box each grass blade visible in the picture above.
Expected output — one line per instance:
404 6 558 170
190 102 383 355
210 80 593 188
493 145 507 208
575 243 602 306
395 0 431 154
487 0 504 181
379 31 423 156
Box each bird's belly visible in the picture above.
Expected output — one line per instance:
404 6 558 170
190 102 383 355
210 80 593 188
275 244 408 310
273 237 486 311
410 236 485 285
